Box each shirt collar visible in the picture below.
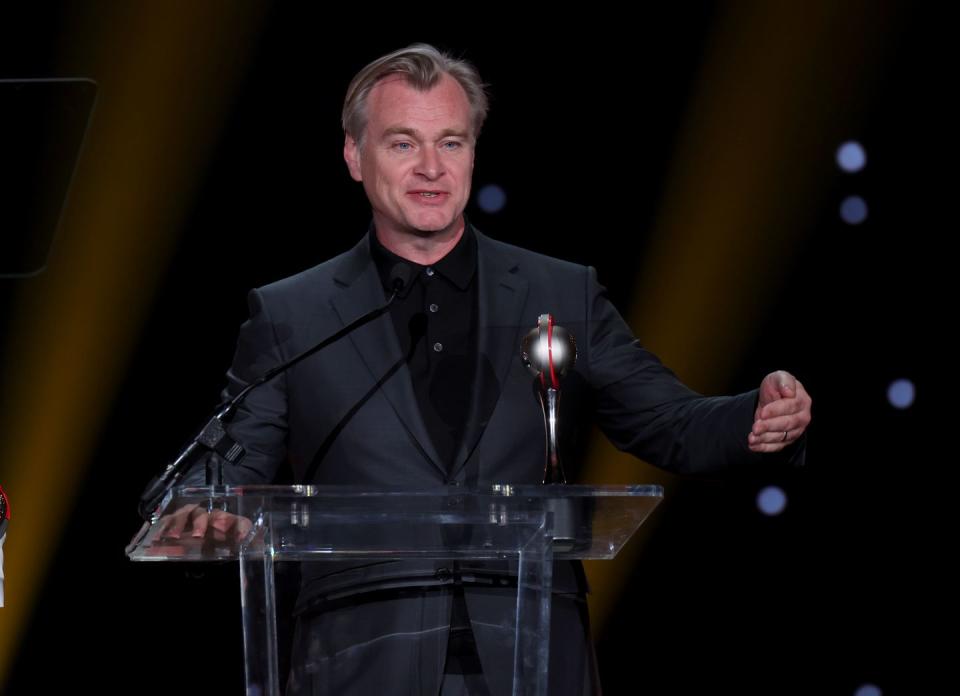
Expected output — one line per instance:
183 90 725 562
370 220 477 295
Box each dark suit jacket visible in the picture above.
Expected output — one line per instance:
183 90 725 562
192 227 781 694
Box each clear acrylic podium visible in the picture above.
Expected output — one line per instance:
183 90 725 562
127 484 661 695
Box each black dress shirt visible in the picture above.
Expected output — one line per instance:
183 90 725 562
370 223 478 472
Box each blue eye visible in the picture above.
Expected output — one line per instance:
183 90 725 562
394 142 412 151
442 142 461 151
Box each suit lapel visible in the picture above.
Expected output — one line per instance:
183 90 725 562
329 236 447 475
450 231 528 479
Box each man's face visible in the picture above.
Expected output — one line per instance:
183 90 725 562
344 73 475 239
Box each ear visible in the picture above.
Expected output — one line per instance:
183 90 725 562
344 135 363 182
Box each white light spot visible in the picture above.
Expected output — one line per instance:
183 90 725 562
757 486 787 516
887 379 915 410
837 141 867 172
840 196 868 224
477 184 507 213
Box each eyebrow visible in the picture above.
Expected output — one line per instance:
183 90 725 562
380 126 471 141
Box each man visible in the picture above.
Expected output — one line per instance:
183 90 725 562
172 44 811 695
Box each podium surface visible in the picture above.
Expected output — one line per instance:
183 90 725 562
128 484 661 695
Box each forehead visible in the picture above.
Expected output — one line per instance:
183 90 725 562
365 73 472 136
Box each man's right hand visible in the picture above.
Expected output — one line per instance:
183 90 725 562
156 503 254 544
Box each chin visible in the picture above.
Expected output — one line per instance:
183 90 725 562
407 214 458 235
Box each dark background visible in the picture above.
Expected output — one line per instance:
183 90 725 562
1 3 947 694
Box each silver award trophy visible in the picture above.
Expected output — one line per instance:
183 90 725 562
521 314 577 484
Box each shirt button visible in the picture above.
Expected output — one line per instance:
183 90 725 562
433 342 443 352
429 303 439 313
425 267 435 277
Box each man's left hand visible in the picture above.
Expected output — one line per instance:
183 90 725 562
748 370 812 453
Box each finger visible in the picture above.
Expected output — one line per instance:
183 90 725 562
776 372 797 397
757 372 798 415
159 505 196 539
758 374 782 405
748 429 793 447
208 510 254 542
190 510 210 538
233 516 254 539
212 509 244 532
207 510 235 540
155 514 174 537
752 414 796 436
748 440 790 454
757 398 801 420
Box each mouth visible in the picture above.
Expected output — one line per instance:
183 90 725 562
407 191 448 204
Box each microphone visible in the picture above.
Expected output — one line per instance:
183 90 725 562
388 263 412 294
137 263 413 520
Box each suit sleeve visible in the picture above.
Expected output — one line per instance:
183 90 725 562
584 265 780 474
182 287 289 486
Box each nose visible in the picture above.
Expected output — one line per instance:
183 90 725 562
414 147 444 180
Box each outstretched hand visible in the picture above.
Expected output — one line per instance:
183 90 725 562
748 370 812 453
